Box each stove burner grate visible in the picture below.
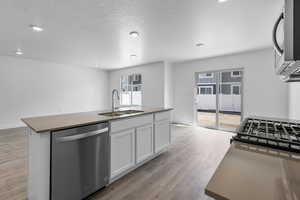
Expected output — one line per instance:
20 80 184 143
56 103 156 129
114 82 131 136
232 117 300 153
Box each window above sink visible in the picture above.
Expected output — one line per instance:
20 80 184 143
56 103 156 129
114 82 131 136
120 74 142 106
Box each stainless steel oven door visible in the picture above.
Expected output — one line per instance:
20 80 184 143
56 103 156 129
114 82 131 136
51 123 109 200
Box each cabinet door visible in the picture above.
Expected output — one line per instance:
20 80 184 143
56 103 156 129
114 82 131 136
154 120 170 153
110 129 135 179
136 124 153 164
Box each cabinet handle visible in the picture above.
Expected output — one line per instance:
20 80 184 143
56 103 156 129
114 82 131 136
56 127 108 142
272 12 284 56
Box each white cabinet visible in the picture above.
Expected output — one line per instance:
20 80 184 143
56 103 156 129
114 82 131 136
136 124 153 164
110 114 153 133
154 111 171 153
154 120 170 153
109 111 171 182
110 129 135 179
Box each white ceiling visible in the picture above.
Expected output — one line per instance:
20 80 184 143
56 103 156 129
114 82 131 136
0 0 283 69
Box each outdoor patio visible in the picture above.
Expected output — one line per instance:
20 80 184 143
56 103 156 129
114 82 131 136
197 111 241 131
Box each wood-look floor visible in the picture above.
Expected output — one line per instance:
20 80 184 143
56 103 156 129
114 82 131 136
0 126 232 200
0 128 27 200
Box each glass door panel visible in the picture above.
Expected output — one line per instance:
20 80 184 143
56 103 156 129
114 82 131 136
218 70 242 131
195 72 217 128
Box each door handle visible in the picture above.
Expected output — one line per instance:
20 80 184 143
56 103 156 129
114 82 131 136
272 12 284 56
56 127 108 142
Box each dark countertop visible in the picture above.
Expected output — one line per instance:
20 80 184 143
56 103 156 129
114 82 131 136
22 107 173 133
205 141 300 200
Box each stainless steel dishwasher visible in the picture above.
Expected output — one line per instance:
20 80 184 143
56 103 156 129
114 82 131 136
51 122 109 200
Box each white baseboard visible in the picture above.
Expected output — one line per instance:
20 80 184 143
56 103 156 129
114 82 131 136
0 123 26 130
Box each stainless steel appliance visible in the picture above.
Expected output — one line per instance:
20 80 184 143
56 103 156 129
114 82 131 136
51 123 109 200
232 117 300 153
273 0 300 82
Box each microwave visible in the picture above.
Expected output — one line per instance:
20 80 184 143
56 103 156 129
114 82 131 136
273 0 300 82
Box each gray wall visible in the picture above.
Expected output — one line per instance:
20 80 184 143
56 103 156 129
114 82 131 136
173 48 289 124
108 62 165 108
0 56 109 129
108 61 175 120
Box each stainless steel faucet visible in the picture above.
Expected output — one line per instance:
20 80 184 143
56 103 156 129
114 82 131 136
112 89 120 112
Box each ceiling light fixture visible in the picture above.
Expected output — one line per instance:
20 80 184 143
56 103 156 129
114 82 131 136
29 24 44 32
129 31 139 38
130 54 137 59
218 0 228 3
15 49 23 55
196 43 205 47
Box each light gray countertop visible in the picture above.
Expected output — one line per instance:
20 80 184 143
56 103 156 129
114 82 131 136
22 107 173 133
205 141 300 200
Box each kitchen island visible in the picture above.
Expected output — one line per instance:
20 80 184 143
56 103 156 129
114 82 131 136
22 107 172 200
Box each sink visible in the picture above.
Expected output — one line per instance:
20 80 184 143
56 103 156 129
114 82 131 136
99 110 144 117
99 111 124 117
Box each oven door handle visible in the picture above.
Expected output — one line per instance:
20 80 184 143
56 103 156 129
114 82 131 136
272 12 284 56
56 127 108 142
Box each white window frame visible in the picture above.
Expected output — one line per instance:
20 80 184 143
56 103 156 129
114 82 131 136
231 71 241 78
231 84 240 95
120 74 142 106
199 86 213 95
199 73 213 79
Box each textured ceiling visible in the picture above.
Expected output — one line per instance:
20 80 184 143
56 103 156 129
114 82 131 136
0 0 283 69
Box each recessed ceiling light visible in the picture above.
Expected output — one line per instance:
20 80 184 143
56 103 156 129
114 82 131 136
129 31 139 38
15 49 23 55
29 24 44 32
218 0 228 3
130 54 137 59
196 43 205 47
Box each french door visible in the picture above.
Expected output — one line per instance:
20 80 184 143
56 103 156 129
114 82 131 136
195 69 243 132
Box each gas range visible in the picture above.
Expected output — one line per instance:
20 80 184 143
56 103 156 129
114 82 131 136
231 116 300 153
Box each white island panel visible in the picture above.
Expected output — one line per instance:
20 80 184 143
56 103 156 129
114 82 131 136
27 128 51 200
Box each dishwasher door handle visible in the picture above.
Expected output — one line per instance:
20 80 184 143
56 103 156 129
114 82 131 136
56 127 109 142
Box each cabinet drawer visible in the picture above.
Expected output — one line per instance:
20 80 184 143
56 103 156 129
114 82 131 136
110 114 153 133
154 111 170 122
